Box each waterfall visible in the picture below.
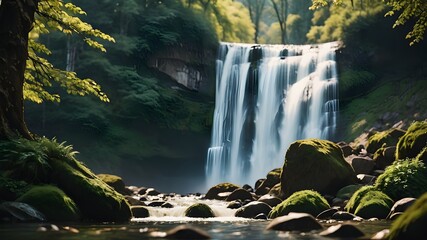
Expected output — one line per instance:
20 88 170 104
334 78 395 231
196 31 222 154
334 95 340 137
205 42 339 187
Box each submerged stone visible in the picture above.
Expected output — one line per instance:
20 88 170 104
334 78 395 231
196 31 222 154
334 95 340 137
266 212 323 232
281 139 357 198
269 190 330 218
319 224 365 238
258 195 282 208
165 225 211 239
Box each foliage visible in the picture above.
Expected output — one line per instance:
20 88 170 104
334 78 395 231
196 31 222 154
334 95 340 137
375 159 427 201
17 185 80 221
25 0 114 103
268 190 330 218
0 176 31 201
0 137 78 183
310 0 427 45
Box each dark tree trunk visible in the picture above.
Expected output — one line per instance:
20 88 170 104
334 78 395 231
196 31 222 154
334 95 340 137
0 0 39 140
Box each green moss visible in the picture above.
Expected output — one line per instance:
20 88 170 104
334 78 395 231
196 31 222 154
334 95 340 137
97 174 126 194
396 121 427 160
50 159 132 222
345 186 393 219
388 192 427 240
0 176 31 201
281 139 357 198
374 159 427 201
16 185 80 221
366 128 405 153
185 203 215 218
336 184 363 200
205 182 240 200
268 190 330 218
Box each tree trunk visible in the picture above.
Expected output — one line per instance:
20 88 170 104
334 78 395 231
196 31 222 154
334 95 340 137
0 0 39 140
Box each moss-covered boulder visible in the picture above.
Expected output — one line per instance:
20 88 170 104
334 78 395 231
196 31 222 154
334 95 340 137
388 192 427 240
281 139 357 198
345 186 394 219
268 190 330 218
16 185 80 221
366 128 405 154
50 159 131 222
97 174 129 195
396 121 427 160
184 203 215 218
256 168 281 195
205 182 239 200
374 159 427 201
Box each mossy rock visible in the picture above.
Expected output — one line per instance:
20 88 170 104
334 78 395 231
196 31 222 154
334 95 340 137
50 159 132 222
281 139 357 198
0 176 31 201
268 190 330 218
97 174 127 195
16 185 80 221
388 192 427 240
345 186 393 219
336 184 363 200
373 146 396 170
374 159 427 201
366 128 405 154
185 203 215 218
396 121 427 160
205 183 239 200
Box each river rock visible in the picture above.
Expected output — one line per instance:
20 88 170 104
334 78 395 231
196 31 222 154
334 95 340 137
356 174 376 185
396 121 427 159
268 183 283 198
331 211 358 220
137 187 148 195
366 128 405 154
336 184 363 200
373 146 396 170
256 168 281 193
254 213 268 220
266 212 323 232
97 174 132 195
388 192 427 239
165 225 210 239
205 183 239 200
254 178 265 190
269 190 330 218
258 195 282 208
131 206 149 218
125 196 146 206
145 188 161 196
337 141 354 157
316 208 338 220
281 139 357 198
227 201 242 209
185 203 214 218
346 155 376 174
242 184 254 192
225 188 254 202
161 202 174 208
16 185 80 221
235 201 271 219
345 186 394 219
0 201 45 221
148 201 165 207
319 224 365 238
387 197 416 219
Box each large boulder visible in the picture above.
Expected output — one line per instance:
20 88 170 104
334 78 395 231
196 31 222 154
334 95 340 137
396 121 427 160
345 186 394 219
255 168 281 195
50 159 132 222
345 155 375 174
268 190 330 218
281 139 357 198
16 185 80 221
374 159 427 201
373 146 396 170
388 192 427 240
184 203 215 218
225 188 253 202
205 183 239 200
366 128 405 154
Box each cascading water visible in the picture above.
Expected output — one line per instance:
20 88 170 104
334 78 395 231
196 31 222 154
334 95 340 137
206 42 339 187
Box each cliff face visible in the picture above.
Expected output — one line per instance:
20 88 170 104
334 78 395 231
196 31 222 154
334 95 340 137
147 45 216 94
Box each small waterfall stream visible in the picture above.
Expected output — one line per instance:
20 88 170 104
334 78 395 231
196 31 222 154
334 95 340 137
206 42 339 187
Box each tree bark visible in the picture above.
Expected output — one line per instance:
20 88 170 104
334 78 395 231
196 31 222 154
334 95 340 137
0 0 39 140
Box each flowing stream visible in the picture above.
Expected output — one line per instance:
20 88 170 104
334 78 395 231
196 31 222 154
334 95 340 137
206 42 340 187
